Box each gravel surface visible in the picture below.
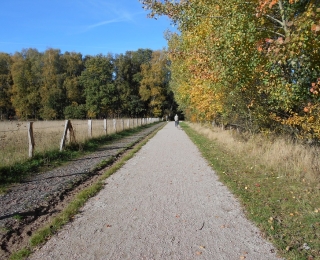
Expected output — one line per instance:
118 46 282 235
29 122 282 260
0 123 164 258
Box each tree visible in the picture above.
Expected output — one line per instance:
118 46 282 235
80 54 116 118
61 51 85 119
114 49 153 117
61 51 84 104
40 48 66 119
256 0 320 137
139 50 169 117
113 52 134 116
11 49 42 119
0 53 13 119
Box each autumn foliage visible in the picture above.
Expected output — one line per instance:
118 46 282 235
141 0 320 140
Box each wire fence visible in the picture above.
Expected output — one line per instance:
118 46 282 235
0 118 159 167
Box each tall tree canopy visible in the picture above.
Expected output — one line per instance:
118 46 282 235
0 53 13 120
79 54 116 118
11 49 42 119
114 49 153 117
139 50 170 117
40 48 66 119
141 0 320 139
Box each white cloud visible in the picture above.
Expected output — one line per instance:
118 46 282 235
74 0 146 34
86 17 126 30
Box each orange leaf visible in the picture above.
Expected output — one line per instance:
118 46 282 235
311 24 320 32
277 37 284 44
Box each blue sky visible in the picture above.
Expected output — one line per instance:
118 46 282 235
0 0 176 56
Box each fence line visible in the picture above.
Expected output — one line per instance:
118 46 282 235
24 118 160 158
0 118 160 166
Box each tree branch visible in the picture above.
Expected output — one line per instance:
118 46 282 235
278 0 289 36
256 28 286 38
264 14 284 27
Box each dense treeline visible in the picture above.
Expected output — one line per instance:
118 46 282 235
0 48 178 120
141 0 320 140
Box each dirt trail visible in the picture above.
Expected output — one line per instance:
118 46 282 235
29 122 282 260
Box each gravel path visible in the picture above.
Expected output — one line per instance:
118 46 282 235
0 123 163 227
29 122 282 260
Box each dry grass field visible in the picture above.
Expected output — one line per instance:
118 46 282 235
189 122 320 183
0 118 145 167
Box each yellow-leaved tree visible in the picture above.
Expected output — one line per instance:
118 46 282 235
139 50 169 117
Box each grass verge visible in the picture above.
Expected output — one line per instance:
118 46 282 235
0 123 160 194
181 122 320 260
9 122 165 260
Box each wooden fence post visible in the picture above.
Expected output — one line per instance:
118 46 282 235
122 119 124 131
127 119 130 129
60 120 75 151
104 119 107 135
28 122 35 158
88 119 92 138
113 119 117 133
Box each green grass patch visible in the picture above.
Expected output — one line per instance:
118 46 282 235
12 214 23 221
181 122 320 260
9 248 31 260
10 122 165 259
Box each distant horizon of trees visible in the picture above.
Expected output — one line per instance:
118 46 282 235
0 47 179 121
